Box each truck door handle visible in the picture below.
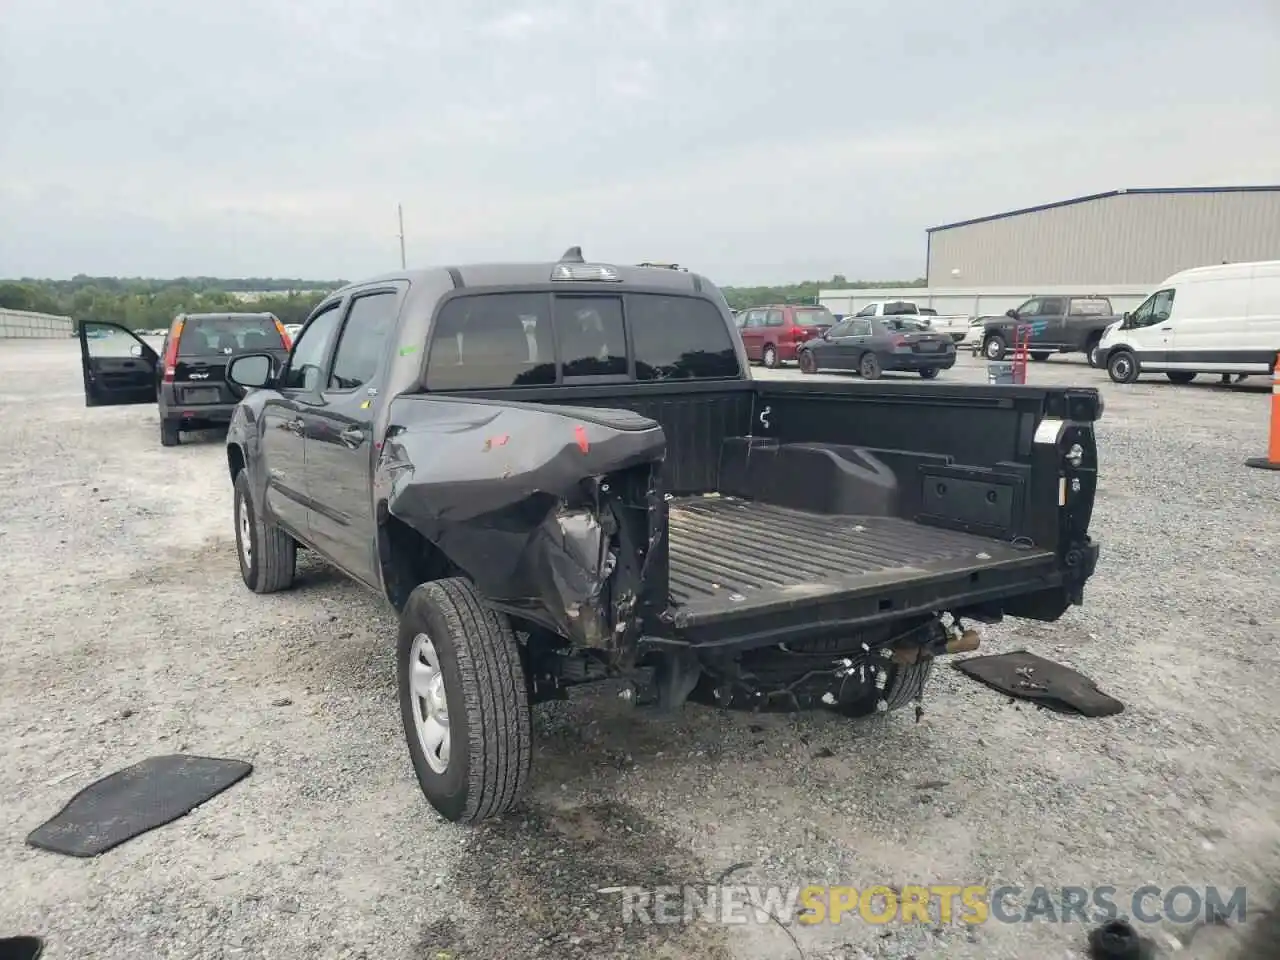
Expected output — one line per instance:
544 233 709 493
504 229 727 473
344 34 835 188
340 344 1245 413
338 426 366 448
1160 326 1171 331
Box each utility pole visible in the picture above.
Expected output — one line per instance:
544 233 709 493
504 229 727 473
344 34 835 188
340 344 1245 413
397 203 407 269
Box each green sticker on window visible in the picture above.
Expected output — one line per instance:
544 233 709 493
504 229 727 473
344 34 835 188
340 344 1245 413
398 344 419 356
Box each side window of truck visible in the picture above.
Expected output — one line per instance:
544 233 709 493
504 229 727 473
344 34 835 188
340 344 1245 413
556 296 627 378
1070 298 1112 316
280 303 344 391
1039 297 1066 315
328 291 399 391
630 294 740 381
424 293 556 390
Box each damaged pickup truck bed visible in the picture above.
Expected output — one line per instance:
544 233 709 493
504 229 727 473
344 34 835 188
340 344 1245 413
218 249 1102 824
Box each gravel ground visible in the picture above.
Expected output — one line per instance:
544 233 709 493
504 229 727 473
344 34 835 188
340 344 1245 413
2 340 1279 960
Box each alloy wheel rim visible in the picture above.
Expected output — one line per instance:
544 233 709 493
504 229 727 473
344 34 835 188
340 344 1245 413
237 493 252 567
409 632 451 774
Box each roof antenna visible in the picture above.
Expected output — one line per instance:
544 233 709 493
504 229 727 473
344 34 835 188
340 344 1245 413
560 246 585 263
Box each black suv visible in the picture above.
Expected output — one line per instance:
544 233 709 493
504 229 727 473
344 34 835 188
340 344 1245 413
77 312 292 446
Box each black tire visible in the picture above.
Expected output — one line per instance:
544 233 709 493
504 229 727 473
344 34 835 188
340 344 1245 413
398 578 532 824
762 343 779 369
983 334 1007 361
1166 371 1197 384
160 420 180 447
233 469 296 593
1085 335 1103 368
1030 351 1051 362
1107 349 1140 384
859 352 882 380
798 350 817 374
918 367 940 379
839 659 934 718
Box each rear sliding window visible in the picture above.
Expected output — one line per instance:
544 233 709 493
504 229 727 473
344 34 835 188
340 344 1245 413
1069 298 1112 316
424 292 739 390
793 308 834 327
629 294 738 381
178 316 282 356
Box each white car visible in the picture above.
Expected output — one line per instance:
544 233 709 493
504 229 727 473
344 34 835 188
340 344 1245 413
851 300 972 342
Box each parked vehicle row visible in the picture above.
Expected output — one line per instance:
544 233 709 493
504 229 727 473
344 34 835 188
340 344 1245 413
829 259 1280 389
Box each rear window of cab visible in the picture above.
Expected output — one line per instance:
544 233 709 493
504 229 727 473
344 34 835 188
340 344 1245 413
423 292 741 390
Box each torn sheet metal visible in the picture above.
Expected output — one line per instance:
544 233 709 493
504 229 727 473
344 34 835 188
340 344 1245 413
376 397 666 648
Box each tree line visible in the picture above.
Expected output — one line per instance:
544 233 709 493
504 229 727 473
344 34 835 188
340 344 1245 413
0 272 925 330
0 276 345 330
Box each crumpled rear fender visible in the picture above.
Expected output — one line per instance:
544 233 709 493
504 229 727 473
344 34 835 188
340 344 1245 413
378 396 666 655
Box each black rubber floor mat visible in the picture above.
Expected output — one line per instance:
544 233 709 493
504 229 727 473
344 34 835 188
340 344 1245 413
0 937 44 960
26 755 252 858
953 650 1124 717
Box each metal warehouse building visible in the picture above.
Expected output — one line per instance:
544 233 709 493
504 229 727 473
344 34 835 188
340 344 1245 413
926 185 1280 288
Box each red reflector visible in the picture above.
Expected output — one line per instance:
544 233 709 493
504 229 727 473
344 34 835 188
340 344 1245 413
574 425 589 453
182 410 196 418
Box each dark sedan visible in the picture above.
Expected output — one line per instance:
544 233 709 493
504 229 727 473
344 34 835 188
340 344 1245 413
796 316 956 379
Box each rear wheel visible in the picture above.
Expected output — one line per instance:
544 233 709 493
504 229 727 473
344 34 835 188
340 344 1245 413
1030 351 1051 362
859 352 882 380
983 334 1007 360
398 578 531 824
233 469 296 593
160 420 180 447
839 659 934 718
762 343 779 369
1107 349 1140 384
1166 371 1197 384
919 367 940 379
798 350 817 374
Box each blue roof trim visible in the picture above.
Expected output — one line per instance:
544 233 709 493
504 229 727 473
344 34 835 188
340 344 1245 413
926 185 1280 233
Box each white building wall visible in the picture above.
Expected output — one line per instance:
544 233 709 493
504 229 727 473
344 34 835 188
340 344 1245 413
0 308 75 339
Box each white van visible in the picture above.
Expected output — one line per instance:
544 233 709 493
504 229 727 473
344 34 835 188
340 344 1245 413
1095 260 1280 384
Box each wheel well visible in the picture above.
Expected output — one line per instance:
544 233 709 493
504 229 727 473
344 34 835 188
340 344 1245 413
227 444 245 483
1085 330 1103 346
379 514 457 612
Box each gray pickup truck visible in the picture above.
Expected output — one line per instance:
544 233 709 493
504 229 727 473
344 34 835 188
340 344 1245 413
978 295 1122 366
82 249 1105 824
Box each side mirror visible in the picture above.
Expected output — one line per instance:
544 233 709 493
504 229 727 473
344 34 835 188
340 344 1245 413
822 331 830 339
129 344 144 358
1005 309 1018 319
227 353 274 389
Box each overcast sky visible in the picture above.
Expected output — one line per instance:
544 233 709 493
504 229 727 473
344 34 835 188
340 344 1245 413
1 0 1278 285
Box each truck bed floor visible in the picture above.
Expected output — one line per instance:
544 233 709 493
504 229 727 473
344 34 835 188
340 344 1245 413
667 497 1054 624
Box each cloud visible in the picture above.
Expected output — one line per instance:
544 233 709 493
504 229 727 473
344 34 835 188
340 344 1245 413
0 0 1277 283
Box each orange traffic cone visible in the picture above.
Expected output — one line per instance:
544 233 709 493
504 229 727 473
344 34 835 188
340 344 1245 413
1245 353 1280 471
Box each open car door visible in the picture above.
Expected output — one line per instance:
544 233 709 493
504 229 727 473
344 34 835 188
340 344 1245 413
78 321 160 407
